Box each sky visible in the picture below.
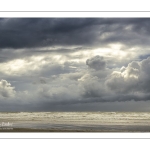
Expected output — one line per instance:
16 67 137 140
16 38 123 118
1 18 150 111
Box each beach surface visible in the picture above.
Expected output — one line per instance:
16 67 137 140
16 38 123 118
0 112 150 132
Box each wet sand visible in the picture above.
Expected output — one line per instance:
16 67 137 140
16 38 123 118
0 112 150 132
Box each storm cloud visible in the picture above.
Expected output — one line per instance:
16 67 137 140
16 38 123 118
1 18 150 111
86 55 106 70
0 18 150 50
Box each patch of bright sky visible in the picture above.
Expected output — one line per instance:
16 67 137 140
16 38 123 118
0 57 45 75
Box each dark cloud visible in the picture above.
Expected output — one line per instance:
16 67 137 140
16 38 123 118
0 18 150 50
86 55 106 70
0 18 150 66
1 18 150 111
0 18 100 49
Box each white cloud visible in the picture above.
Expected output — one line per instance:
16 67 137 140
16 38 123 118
0 80 16 98
1 54 150 111
106 57 150 95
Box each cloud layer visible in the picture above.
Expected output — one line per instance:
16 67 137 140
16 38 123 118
0 18 150 111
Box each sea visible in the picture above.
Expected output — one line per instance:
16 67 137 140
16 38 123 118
0 112 150 132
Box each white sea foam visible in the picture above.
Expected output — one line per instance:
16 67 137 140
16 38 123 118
0 112 150 131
